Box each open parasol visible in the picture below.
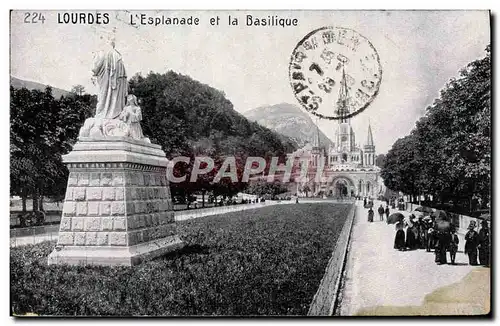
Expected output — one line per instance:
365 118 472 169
387 212 405 224
411 211 425 219
479 212 491 221
414 206 433 214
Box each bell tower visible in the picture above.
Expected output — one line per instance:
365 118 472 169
363 122 376 166
334 68 355 158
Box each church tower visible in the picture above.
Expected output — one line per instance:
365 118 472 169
363 122 376 167
334 68 356 157
311 117 325 169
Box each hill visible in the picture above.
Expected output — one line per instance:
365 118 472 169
243 103 334 148
10 76 71 99
128 71 298 160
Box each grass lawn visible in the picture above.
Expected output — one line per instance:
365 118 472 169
11 203 351 316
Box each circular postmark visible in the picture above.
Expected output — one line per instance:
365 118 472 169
289 26 382 120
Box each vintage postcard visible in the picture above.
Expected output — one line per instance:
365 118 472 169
9 9 491 317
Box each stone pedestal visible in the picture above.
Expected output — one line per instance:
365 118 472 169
47 137 183 266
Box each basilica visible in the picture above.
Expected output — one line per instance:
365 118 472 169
288 70 385 199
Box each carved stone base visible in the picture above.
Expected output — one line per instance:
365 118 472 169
47 137 183 266
47 235 184 266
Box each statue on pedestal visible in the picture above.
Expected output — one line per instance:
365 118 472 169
119 95 146 140
78 33 149 143
48 30 181 267
92 37 127 120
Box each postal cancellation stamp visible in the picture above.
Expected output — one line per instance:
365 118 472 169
289 26 383 120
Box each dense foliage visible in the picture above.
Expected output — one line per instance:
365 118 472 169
381 46 490 212
11 203 351 316
10 72 298 210
245 180 289 198
129 71 297 200
10 86 95 211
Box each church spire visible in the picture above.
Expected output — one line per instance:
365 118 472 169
335 67 350 122
366 121 374 147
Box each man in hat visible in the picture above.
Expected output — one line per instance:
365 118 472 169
478 220 490 266
449 226 459 265
465 221 479 266
378 204 385 221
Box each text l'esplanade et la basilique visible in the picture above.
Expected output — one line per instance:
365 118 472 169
56 12 299 27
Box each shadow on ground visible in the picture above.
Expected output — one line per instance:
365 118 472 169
355 268 490 316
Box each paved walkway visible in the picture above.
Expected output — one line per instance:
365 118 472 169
340 200 486 316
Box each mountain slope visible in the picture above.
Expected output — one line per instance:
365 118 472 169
10 76 71 99
128 71 298 158
243 103 333 148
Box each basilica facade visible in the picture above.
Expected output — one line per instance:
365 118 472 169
288 70 385 199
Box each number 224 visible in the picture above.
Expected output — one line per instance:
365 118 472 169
24 12 46 24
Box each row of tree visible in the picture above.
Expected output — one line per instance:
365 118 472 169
10 71 297 212
128 71 296 205
381 46 490 213
10 86 95 212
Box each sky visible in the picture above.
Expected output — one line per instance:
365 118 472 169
10 10 490 154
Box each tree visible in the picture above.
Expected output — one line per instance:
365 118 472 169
381 45 490 212
375 154 386 168
128 71 297 199
10 86 94 215
71 84 86 96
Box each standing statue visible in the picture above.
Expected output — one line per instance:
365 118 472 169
78 32 148 142
92 38 127 119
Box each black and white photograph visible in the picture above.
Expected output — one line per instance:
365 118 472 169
8 8 491 317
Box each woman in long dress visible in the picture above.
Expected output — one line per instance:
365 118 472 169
465 221 479 265
394 221 406 250
367 208 374 222
478 220 490 266
405 216 417 250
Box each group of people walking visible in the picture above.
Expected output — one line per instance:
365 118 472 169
392 211 490 267
365 200 390 222
464 220 490 266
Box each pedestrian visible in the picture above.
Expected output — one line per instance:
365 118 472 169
464 221 479 266
405 218 417 250
363 197 367 207
368 208 374 223
385 206 390 221
419 222 427 249
478 220 490 266
377 204 384 221
426 225 435 252
449 227 459 265
438 230 451 264
394 221 406 250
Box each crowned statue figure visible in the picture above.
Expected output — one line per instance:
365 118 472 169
92 34 128 120
78 30 149 142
